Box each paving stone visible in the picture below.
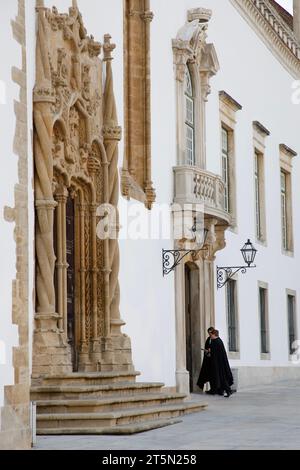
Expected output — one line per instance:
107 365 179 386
34 380 300 450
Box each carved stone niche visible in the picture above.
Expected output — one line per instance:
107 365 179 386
121 0 156 210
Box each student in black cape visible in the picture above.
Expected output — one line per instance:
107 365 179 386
197 326 215 392
209 329 234 398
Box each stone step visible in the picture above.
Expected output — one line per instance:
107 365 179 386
37 417 183 435
36 392 187 414
36 402 207 431
31 382 165 401
40 371 141 386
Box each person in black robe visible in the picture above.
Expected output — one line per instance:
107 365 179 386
197 327 215 392
209 330 234 397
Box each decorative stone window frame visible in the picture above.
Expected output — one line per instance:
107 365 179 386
121 0 156 210
225 274 240 360
258 281 271 361
253 121 270 245
172 8 220 169
219 91 242 230
286 288 298 362
280 144 297 256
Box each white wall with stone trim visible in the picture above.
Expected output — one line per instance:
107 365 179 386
204 0 300 378
1 0 298 397
0 0 21 408
25 0 36 381
37 0 300 388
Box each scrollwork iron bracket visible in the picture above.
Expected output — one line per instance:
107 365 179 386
216 265 256 289
162 247 208 277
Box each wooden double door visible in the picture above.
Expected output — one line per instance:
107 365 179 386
54 193 78 371
66 196 76 370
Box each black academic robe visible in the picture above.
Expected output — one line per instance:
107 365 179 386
197 337 212 389
210 337 234 393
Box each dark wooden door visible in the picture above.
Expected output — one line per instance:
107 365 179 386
66 196 77 371
185 265 193 392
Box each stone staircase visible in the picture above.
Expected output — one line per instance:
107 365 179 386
31 371 207 435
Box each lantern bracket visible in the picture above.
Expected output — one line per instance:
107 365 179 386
216 239 257 289
216 265 256 289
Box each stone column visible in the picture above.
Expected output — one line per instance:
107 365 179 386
102 34 133 371
172 41 188 166
32 5 71 379
175 262 190 395
54 186 68 334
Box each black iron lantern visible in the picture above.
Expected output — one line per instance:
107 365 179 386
217 239 257 289
241 239 257 267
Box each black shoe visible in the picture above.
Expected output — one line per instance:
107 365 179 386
205 390 216 395
224 391 232 398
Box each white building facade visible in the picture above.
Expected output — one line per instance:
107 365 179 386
0 0 299 448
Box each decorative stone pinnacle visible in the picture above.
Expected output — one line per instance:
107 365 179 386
103 34 116 61
72 0 78 8
187 8 212 23
36 0 46 9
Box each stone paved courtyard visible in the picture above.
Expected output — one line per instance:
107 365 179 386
35 380 300 450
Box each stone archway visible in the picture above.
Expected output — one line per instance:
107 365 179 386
32 2 133 381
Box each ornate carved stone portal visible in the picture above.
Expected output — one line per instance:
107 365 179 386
32 1 133 380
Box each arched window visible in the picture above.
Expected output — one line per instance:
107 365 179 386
184 68 195 166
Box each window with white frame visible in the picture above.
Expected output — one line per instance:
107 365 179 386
219 91 242 227
254 152 261 239
259 286 269 355
279 144 296 254
287 294 297 356
222 127 229 212
281 170 288 251
185 68 195 166
226 279 239 353
253 122 269 243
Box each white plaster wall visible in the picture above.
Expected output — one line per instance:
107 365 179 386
201 0 300 371
0 0 21 407
119 0 300 380
28 0 300 386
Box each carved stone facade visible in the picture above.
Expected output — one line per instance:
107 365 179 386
121 0 156 210
32 1 133 381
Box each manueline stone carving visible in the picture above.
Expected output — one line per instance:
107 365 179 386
33 1 133 377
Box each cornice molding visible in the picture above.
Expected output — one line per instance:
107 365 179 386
219 90 243 111
279 143 297 157
253 120 271 136
230 0 300 78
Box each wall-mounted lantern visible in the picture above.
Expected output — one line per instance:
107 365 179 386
216 239 257 289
